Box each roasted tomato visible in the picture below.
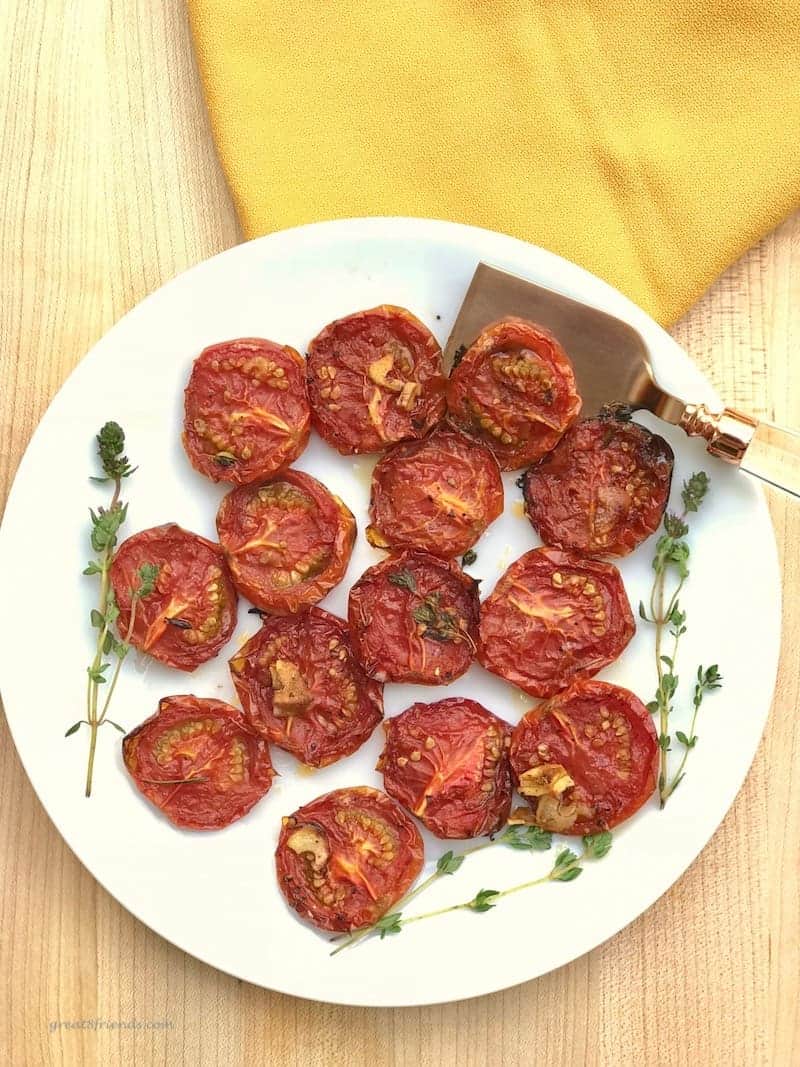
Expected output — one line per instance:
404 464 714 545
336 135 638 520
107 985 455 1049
229 607 383 767
123 695 274 830
522 413 674 557
478 547 634 698
366 426 504 558
110 524 237 671
183 338 310 485
348 550 479 685
306 305 446 455
276 786 424 932
216 469 356 614
509 680 658 834
446 317 581 470
378 698 513 839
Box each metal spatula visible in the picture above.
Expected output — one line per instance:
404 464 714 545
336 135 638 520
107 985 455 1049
444 263 800 498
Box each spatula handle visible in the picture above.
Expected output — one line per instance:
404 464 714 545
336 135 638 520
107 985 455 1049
679 404 800 499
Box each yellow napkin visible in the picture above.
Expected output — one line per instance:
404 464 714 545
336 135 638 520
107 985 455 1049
188 1 800 324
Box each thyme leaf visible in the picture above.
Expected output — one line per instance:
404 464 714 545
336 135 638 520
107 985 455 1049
436 850 465 875
469 889 499 912
94 421 136 482
388 569 417 592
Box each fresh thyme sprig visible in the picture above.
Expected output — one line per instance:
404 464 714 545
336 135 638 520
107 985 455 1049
638 472 723 807
330 823 553 955
69 423 157 797
358 833 613 942
665 664 723 801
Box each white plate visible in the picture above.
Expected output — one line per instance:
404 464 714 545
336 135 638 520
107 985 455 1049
0 218 780 1007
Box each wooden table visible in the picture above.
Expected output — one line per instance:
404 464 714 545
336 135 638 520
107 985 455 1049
1 4 797 1065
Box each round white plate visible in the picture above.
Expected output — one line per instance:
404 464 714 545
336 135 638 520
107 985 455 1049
0 219 780 1007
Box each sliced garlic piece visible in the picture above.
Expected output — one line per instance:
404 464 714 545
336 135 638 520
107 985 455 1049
518 763 574 798
286 825 329 871
534 794 578 832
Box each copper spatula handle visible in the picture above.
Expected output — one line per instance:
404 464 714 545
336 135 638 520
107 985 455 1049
678 403 800 498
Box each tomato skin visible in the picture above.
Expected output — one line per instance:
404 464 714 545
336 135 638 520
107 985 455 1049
379 698 513 839
229 607 383 767
216 469 356 615
123 695 274 830
110 524 237 672
522 415 674 557
509 680 658 835
307 305 446 455
446 317 581 471
367 426 504 558
478 547 635 698
275 786 424 932
348 550 480 685
183 338 311 485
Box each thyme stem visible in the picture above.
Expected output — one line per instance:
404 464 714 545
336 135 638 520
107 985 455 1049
330 837 499 955
330 824 553 956
84 480 121 798
344 836 612 943
641 472 721 808
96 593 140 729
77 423 155 797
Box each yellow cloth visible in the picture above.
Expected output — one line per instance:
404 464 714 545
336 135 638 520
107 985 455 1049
188 1 800 325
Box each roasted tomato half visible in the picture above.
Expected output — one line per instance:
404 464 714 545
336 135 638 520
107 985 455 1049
183 338 311 485
522 413 674 557
478 547 634 698
378 698 513 839
110 524 237 671
348 550 480 685
366 426 504 558
123 695 274 830
216 469 356 614
306 305 446 455
229 607 383 767
446 317 581 470
276 786 424 932
509 680 658 835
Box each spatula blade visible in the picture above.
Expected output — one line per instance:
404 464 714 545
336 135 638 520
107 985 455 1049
445 263 656 417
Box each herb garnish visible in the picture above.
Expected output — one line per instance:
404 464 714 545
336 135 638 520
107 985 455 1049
331 824 553 954
388 568 476 650
335 831 612 950
638 472 723 806
388 569 417 592
70 423 158 797
410 593 458 642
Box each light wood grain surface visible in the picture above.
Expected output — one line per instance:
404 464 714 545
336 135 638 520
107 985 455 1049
1 3 798 1065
